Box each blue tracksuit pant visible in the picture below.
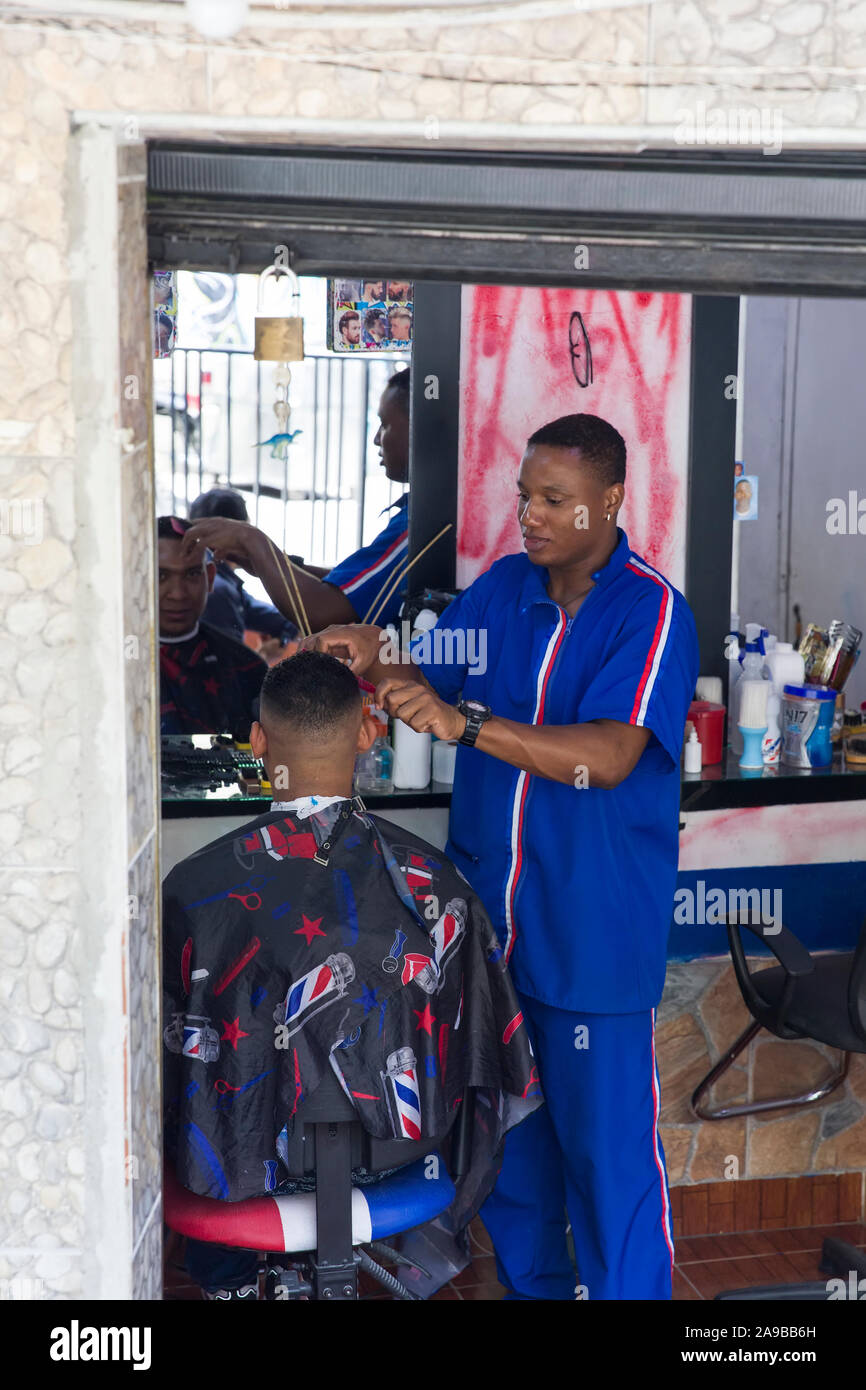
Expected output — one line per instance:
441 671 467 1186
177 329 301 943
481 994 674 1300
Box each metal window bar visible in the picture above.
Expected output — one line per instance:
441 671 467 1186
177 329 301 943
154 347 407 567
169 347 176 516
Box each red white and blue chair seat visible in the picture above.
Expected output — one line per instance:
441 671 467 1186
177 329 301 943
163 1153 455 1254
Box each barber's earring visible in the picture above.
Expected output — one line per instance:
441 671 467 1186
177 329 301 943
605 512 611 521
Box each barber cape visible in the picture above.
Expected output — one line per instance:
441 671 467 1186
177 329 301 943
159 621 267 740
163 796 542 1252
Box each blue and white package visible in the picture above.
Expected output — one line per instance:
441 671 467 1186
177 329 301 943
780 684 836 768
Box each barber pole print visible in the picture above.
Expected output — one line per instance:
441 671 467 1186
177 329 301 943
401 952 434 987
383 1046 422 1141
274 952 356 1037
164 1012 221 1063
234 819 318 870
183 1018 221 1062
431 901 466 969
404 853 434 894
412 900 467 994
395 848 441 907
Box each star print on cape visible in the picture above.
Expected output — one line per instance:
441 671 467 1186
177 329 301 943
294 915 326 946
414 1003 436 1035
220 1017 250 1050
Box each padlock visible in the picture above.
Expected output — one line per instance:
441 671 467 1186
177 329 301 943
254 265 305 362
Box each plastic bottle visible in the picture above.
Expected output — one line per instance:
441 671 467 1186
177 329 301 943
683 726 703 773
410 608 439 641
393 721 431 789
729 623 766 756
725 613 742 747
762 641 805 766
765 640 806 693
355 736 394 794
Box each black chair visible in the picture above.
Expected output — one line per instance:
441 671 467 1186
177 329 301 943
691 913 866 1121
165 1067 471 1300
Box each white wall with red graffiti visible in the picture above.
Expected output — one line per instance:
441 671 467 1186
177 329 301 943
457 286 693 592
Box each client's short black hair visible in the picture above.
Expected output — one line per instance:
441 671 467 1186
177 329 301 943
157 515 192 540
189 487 249 523
260 650 362 737
526 414 626 488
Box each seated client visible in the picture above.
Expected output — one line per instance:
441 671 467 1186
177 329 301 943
158 515 267 739
163 650 540 1299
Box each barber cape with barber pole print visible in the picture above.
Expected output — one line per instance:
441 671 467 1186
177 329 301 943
163 798 541 1233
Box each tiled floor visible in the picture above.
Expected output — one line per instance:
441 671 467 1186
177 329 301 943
164 1219 866 1301
672 1223 866 1300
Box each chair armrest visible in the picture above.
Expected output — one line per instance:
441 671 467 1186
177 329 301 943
726 914 814 977
726 914 814 1036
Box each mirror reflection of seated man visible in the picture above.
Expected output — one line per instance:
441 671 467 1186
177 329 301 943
158 515 267 739
163 651 540 1300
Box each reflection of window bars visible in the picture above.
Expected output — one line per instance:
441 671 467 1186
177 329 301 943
153 347 408 567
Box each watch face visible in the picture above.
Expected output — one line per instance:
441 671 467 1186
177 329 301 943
463 701 487 714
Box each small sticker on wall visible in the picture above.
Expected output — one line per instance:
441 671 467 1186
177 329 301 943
734 462 758 521
153 270 178 357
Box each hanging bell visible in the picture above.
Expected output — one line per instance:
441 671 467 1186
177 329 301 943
254 264 305 362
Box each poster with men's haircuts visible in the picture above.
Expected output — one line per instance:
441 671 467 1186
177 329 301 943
328 278 414 352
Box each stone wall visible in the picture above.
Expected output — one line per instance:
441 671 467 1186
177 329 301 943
659 961 866 1192
0 0 863 1298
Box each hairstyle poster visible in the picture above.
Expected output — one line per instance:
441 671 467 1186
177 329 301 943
328 279 413 352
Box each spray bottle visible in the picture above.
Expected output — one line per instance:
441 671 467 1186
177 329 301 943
729 623 766 756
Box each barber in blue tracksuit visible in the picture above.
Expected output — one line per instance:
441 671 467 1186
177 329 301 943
306 413 699 1300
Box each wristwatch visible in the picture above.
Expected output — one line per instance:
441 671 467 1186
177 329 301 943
457 698 492 747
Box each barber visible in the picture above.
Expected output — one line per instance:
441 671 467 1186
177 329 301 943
302 413 699 1301
181 369 411 633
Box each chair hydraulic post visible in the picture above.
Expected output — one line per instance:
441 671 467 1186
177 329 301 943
311 1119 357 1300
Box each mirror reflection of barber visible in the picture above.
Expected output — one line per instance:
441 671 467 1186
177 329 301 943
182 369 410 634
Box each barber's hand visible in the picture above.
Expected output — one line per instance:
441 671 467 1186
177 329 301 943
376 678 466 742
182 518 261 573
300 624 383 675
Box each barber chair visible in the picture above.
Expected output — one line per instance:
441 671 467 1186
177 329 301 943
691 912 866 1121
164 1068 472 1301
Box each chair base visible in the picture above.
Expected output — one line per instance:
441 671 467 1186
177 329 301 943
691 1021 851 1121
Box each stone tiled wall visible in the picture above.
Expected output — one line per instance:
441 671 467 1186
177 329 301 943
658 960 866 1192
117 137 162 1300
0 1 863 1298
